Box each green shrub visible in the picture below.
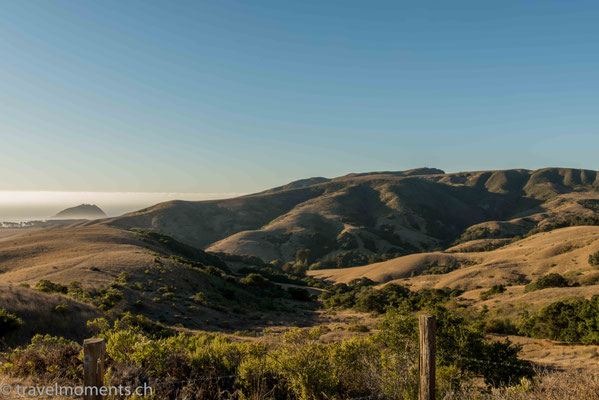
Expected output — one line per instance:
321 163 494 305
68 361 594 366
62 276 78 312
0 308 24 337
456 227 504 243
190 291 208 305
380 306 532 387
347 324 370 332
65 281 92 301
337 232 358 250
3 303 534 398
524 273 570 292
95 288 124 310
589 250 599 266
3 334 80 379
204 265 223 276
480 284 506 300
421 263 460 275
240 273 273 289
53 303 70 314
35 279 67 294
519 295 599 344
162 292 176 301
578 199 599 211
321 279 460 314
483 318 518 334
117 272 130 284
112 312 172 338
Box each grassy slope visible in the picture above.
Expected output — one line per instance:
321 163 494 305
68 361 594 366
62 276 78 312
0 225 326 342
0 226 156 287
92 168 599 264
0 283 100 345
308 226 599 285
308 225 599 311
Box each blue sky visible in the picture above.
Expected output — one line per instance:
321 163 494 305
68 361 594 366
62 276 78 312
1 0 598 193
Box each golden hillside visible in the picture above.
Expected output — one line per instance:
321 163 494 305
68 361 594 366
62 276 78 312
0 226 155 287
91 168 599 266
308 225 599 313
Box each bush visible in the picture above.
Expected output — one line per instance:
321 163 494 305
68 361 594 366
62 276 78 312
578 199 599 211
320 279 461 314
117 272 131 284
3 334 81 379
420 263 460 275
480 284 506 300
0 308 24 337
589 250 599 266
380 306 532 387
204 265 223 276
111 313 172 338
190 292 208 305
95 288 124 310
287 287 311 302
519 295 599 344
483 318 518 334
35 279 67 294
347 324 370 332
524 273 570 292
53 303 70 315
66 281 92 301
240 273 273 289
3 303 534 399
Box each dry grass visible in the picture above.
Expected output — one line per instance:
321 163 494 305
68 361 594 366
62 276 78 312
308 252 461 284
492 335 599 373
0 283 99 346
0 228 44 242
309 226 599 288
0 226 156 288
100 168 599 263
450 371 599 399
0 374 77 399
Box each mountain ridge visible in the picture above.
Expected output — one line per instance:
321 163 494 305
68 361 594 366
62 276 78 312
93 167 599 264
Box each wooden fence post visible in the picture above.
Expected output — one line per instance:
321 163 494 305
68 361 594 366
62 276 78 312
83 338 105 400
419 314 436 400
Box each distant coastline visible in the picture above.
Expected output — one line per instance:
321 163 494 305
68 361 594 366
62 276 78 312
0 191 244 224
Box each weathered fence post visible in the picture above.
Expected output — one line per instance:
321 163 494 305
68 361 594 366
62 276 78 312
83 338 105 400
419 314 436 400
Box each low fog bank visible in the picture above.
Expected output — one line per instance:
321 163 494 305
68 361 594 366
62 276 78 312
0 191 244 223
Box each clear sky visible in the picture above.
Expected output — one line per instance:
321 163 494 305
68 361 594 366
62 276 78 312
1 0 598 194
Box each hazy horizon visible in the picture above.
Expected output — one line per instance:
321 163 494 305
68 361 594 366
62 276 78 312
2 164 598 222
0 191 244 222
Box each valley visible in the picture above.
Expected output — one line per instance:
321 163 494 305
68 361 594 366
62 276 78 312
1 167 599 399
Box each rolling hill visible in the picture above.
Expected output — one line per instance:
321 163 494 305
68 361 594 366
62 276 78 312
0 226 315 344
94 167 599 265
308 225 599 314
2 166 599 367
52 203 107 220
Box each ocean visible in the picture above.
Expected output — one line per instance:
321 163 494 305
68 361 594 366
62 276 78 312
0 191 243 223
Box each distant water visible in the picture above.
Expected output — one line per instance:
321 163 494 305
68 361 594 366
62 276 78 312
0 191 243 223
